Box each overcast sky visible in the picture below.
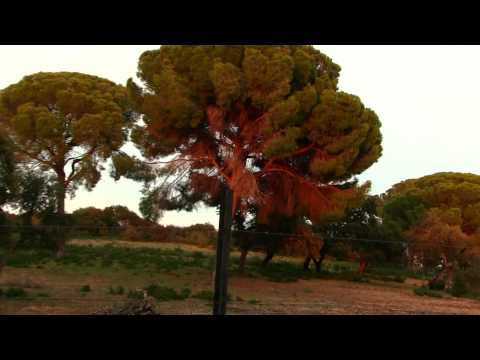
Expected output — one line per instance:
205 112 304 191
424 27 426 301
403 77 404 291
1 45 479 227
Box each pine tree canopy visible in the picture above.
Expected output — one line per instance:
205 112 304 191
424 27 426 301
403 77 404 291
0 72 134 214
118 45 383 222
383 172 480 235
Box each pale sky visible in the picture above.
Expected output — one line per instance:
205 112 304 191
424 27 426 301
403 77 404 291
1 45 479 227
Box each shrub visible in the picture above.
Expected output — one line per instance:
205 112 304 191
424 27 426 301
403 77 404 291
450 272 468 297
4 287 27 298
192 290 233 302
127 289 145 300
192 290 214 301
429 281 445 291
80 285 91 293
108 286 125 295
144 285 191 301
414 286 443 298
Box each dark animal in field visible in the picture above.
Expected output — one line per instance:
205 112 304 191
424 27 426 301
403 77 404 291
233 225 327 273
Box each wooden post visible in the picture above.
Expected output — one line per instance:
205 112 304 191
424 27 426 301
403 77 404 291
213 186 233 315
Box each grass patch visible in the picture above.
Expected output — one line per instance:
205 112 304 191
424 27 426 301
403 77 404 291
108 286 125 296
414 286 444 298
3 244 213 274
36 292 50 298
127 289 145 300
144 285 191 302
192 290 233 302
80 285 91 293
248 299 260 305
192 290 214 301
1 287 28 299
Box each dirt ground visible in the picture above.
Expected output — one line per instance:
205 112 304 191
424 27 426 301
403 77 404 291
2 240 480 315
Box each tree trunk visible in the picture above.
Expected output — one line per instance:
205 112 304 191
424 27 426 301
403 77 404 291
55 171 66 258
314 240 330 273
57 173 66 216
239 249 248 273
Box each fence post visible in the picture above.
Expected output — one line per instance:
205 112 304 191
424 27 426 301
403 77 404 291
213 186 233 316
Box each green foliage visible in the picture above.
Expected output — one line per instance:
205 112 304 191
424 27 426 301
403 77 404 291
144 285 191 301
429 281 445 291
108 286 125 295
191 290 233 302
450 272 469 297
192 290 214 301
0 130 16 206
2 287 28 299
0 72 134 214
414 286 444 298
80 285 91 293
378 195 427 252
127 289 145 300
122 45 382 225
14 170 57 216
36 292 50 298
384 172 480 234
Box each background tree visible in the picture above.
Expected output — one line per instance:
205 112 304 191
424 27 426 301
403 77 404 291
0 72 134 219
116 45 383 237
0 129 17 248
381 172 480 276
383 172 480 235
0 129 16 207
12 169 59 249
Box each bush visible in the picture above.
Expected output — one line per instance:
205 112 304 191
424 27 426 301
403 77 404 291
429 280 445 291
3 287 28 298
144 285 191 301
450 272 468 297
108 286 125 295
192 290 232 302
192 290 214 301
80 285 91 293
127 289 145 300
414 286 443 298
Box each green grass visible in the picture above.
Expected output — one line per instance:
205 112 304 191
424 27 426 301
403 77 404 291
414 286 444 298
1 287 28 299
144 285 191 301
35 292 50 298
80 285 91 293
192 290 214 301
192 290 233 302
108 286 125 295
2 244 213 273
2 243 421 285
127 289 145 300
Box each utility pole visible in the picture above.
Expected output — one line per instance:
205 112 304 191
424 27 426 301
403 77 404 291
213 186 233 315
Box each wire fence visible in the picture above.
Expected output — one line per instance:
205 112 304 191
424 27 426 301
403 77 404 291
1 224 474 249
2 223 480 314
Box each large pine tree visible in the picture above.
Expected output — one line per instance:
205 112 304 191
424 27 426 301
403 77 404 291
116 45 383 224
